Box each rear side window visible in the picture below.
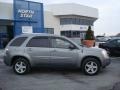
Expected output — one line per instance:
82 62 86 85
10 37 27 46
26 36 49 47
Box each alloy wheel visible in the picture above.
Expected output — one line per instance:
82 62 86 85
85 61 98 74
15 61 27 74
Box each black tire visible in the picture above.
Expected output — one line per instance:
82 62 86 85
81 57 101 76
13 57 31 75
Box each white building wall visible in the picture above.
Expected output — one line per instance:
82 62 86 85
44 11 61 35
45 3 98 18
44 3 98 35
0 2 13 20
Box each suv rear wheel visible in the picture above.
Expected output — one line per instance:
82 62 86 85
13 57 31 75
82 58 101 75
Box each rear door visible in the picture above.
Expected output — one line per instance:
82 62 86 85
26 36 51 65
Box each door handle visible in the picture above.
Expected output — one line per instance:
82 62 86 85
28 48 32 51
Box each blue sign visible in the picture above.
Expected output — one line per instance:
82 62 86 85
14 0 44 36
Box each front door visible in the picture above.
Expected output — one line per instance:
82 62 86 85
50 37 79 67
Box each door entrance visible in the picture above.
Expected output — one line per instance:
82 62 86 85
0 26 14 48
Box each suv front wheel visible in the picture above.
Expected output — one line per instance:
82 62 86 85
13 57 31 75
82 58 101 75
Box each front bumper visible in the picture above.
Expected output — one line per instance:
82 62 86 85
102 58 111 68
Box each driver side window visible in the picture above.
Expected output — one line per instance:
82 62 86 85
51 37 75 49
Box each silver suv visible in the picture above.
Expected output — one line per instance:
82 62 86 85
4 33 110 75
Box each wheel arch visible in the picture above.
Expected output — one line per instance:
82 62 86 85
11 56 31 66
80 56 102 68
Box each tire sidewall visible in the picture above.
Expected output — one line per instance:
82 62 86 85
82 58 101 76
13 58 30 75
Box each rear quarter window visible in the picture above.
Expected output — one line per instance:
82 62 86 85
10 37 27 46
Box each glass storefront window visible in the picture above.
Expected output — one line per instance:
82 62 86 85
44 28 54 34
61 31 86 39
60 18 94 25
0 26 7 33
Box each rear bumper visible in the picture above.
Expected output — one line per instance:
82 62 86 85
4 55 12 66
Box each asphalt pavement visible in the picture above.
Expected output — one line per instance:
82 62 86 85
0 55 120 90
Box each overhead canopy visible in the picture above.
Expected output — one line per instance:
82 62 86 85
45 3 98 19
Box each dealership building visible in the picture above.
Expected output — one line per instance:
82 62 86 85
0 1 98 48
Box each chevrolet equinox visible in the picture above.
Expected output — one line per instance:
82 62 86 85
4 33 110 75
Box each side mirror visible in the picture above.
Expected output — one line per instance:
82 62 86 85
69 45 76 50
